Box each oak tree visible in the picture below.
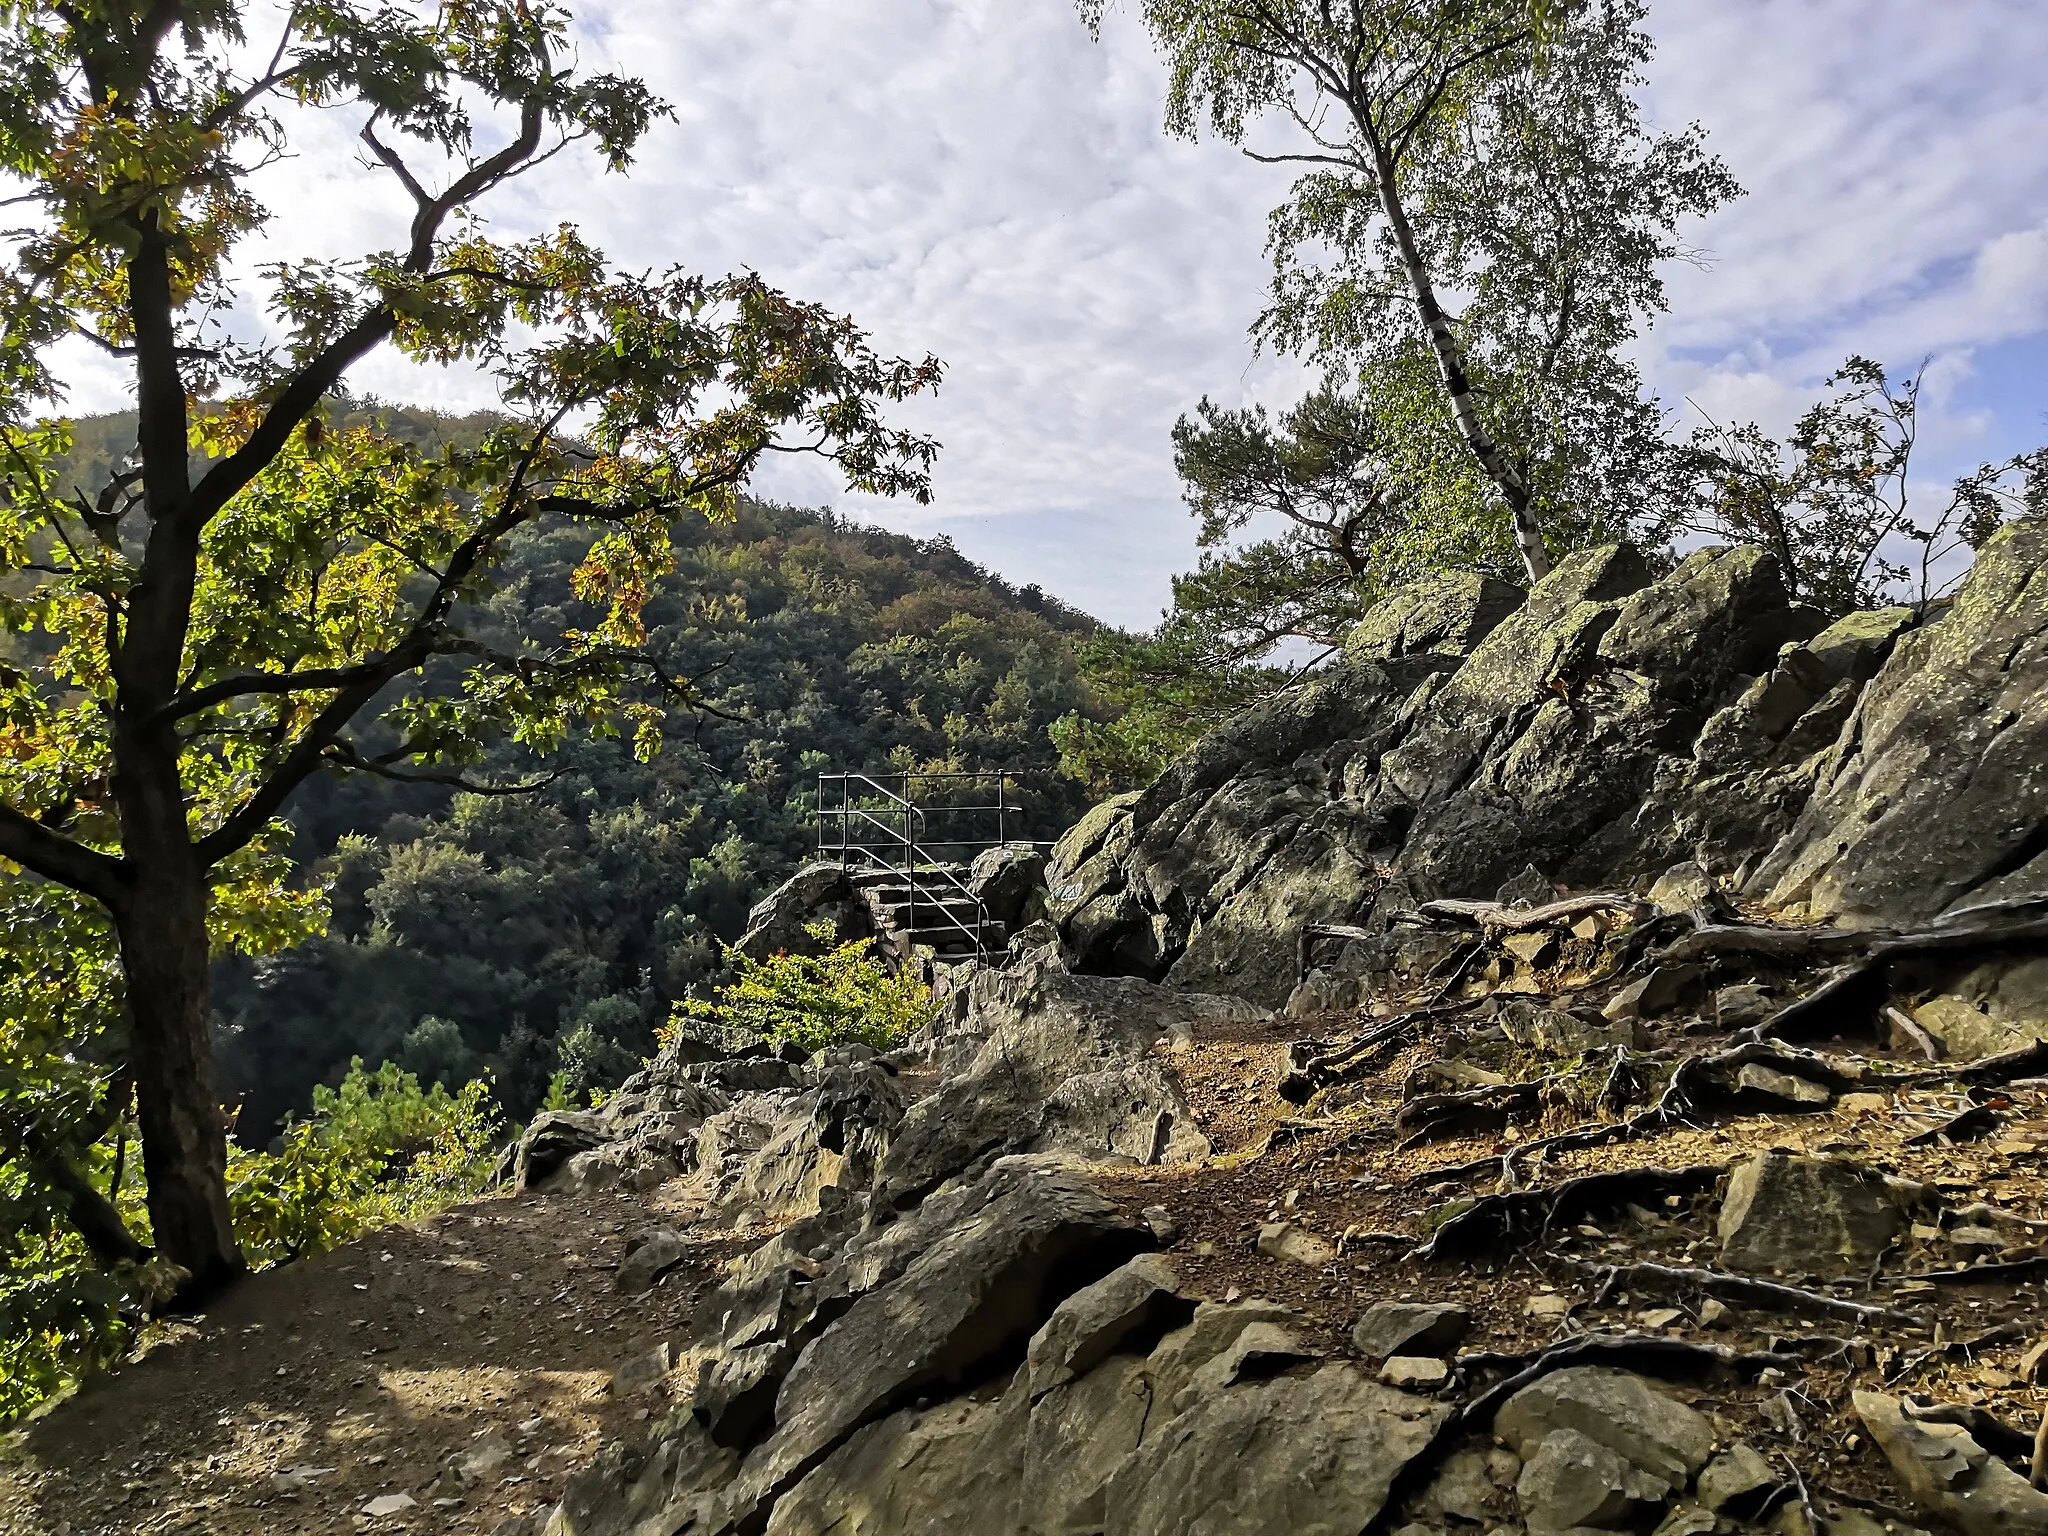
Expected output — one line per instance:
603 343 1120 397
0 1 939 1298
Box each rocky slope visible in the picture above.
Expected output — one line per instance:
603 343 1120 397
1044 523 2048 1007
447 527 2048 1536
15 531 2047 1536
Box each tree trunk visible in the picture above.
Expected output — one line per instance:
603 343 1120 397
1368 138 1554 584
108 766 243 1300
113 875 241 1299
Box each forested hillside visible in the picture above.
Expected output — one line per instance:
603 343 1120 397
52 410 1101 1135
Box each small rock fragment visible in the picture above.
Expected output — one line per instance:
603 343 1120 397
1603 964 1704 1021
1654 1506 1720 1536
1697 1298 1733 1328
2020 1337 2048 1384
1525 1293 1572 1321
1351 1301 1471 1361
1257 1221 1335 1269
1714 984 1775 1030
1140 1205 1182 1244
1379 1356 1452 1391
363 1493 419 1518
1736 1063 1833 1106
609 1341 674 1398
1515 1427 1672 1533
1838 1092 1891 1117
1696 1442 1779 1515
615 1227 690 1295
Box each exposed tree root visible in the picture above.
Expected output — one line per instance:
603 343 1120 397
1890 1255 2048 1285
1411 894 1646 933
1654 924 1872 967
1558 1258 1919 1326
1884 1321 2030 1384
1411 1164 1726 1261
1395 1075 1563 1146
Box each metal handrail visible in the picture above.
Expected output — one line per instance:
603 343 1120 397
816 771 1032 957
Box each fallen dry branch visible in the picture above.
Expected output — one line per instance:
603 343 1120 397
1560 1259 1919 1326
1412 893 1644 933
1903 1102 2002 1146
1411 1163 1725 1261
1884 1005 1945 1062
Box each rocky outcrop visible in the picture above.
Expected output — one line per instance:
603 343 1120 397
1045 530 2048 1007
1047 546 1866 1003
505 1038 904 1218
553 1234 1455 1536
521 531 2048 1536
1755 518 2048 926
733 862 866 961
875 957 1216 1210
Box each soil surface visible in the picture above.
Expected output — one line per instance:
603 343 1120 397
0 1184 751 1536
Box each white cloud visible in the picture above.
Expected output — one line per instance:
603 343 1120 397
45 0 2048 623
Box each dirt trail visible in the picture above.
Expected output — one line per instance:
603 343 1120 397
0 1184 746 1536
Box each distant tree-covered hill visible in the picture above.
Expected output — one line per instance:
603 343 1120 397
45 406 1102 1132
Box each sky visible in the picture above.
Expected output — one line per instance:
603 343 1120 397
48 0 2048 628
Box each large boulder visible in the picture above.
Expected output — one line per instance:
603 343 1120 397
734 862 864 960
874 959 1213 1210
1754 517 2048 926
1099 1362 1450 1536
969 844 1048 929
1716 1151 1912 1278
1494 1366 1715 1490
707 1061 908 1227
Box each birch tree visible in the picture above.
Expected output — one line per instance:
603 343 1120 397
1085 0 1738 582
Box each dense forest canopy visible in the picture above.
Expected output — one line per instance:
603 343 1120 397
44 407 1100 1134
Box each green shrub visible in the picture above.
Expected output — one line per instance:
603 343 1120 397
667 929 933 1054
229 1060 504 1264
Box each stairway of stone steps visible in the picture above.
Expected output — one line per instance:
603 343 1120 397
849 865 1006 961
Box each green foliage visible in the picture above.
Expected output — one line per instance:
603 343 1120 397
1052 626 1280 795
224 1122 384 1271
1680 357 2048 615
670 928 934 1055
203 490 1097 1133
2 1056 502 1423
1088 0 1738 571
0 0 945 1287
